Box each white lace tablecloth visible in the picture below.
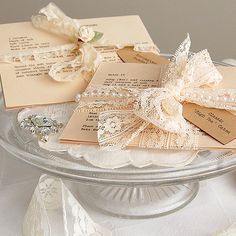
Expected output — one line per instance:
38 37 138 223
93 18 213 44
0 145 235 236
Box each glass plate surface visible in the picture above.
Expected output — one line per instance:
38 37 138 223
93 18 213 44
0 56 235 186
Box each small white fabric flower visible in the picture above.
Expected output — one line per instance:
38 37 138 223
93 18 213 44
78 26 95 42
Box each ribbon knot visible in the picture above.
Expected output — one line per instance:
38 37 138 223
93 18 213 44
78 34 236 150
133 87 187 133
31 3 105 82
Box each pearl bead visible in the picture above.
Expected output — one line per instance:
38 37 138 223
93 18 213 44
105 92 110 96
75 94 81 102
112 93 117 96
119 94 123 97
216 97 219 101
208 96 212 100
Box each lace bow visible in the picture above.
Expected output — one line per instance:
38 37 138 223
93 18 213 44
78 35 236 150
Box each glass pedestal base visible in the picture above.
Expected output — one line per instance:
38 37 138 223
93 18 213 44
76 182 199 219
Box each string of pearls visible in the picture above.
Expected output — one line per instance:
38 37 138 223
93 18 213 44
185 92 236 103
75 90 139 102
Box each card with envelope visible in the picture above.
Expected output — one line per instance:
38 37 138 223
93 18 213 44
60 49 236 151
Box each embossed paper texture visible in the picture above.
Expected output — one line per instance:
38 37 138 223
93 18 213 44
0 16 154 108
60 64 236 151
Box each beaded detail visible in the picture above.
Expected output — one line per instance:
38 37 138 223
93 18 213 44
20 114 63 142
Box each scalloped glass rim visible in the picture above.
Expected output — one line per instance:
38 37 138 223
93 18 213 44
0 54 235 185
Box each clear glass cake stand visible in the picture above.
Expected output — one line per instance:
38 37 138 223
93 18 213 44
0 58 235 219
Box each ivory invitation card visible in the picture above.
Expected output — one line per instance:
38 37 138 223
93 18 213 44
0 16 155 108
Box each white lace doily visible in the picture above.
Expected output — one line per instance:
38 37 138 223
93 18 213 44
18 103 198 169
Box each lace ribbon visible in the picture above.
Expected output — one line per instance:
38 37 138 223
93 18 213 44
23 175 111 236
77 35 236 150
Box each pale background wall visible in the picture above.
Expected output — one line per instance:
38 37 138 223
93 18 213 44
0 0 235 61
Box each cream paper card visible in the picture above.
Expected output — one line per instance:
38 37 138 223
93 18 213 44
183 103 236 145
59 62 167 144
0 15 154 109
60 64 236 150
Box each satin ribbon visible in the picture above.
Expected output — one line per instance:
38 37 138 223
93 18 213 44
77 35 236 150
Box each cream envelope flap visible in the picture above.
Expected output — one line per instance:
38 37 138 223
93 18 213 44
0 16 154 109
